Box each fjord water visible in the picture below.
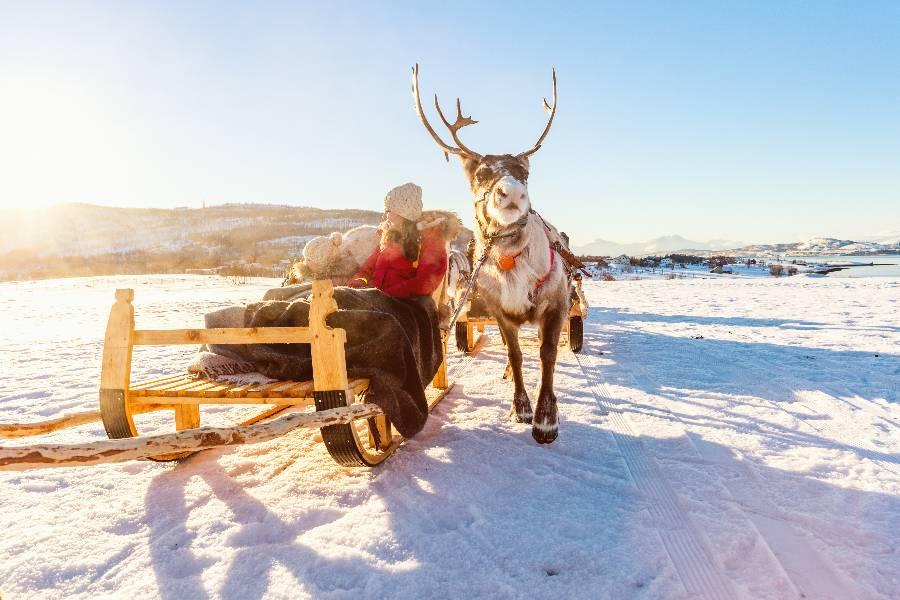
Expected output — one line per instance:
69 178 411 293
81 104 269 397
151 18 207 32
788 254 900 278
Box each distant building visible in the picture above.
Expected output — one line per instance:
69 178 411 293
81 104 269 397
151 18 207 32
614 254 630 265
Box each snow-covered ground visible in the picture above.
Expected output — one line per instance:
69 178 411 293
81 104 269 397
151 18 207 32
593 262 817 280
1 275 898 599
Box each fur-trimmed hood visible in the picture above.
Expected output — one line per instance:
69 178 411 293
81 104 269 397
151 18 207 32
417 210 462 242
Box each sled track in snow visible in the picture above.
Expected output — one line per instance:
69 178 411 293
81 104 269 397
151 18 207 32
574 349 737 600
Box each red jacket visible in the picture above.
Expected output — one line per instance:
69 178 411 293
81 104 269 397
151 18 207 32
350 225 447 298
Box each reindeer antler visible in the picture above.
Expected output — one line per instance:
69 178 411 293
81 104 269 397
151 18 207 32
434 97 482 160
517 69 558 159
411 64 482 162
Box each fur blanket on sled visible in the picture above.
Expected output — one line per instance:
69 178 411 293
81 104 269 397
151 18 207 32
187 284 442 438
286 210 463 286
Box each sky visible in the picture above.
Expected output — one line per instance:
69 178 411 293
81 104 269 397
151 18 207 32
1 1 898 246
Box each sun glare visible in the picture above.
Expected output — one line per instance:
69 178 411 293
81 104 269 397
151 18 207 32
0 69 133 209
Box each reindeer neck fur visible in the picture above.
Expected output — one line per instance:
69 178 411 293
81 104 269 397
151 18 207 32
475 213 556 318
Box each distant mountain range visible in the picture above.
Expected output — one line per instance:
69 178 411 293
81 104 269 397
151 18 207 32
727 237 900 258
575 235 900 258
574 235 746 257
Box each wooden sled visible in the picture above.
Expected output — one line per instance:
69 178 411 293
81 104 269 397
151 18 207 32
455 276 586 354
97 280 452 467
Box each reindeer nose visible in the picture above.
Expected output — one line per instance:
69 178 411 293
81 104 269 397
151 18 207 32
495 181 525 208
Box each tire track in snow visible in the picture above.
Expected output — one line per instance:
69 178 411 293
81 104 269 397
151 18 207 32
574 349 737 600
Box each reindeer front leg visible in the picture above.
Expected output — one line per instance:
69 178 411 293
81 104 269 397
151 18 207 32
533 305 565 444
497 318 532 424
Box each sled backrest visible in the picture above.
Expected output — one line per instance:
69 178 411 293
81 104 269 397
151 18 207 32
100 280 351 401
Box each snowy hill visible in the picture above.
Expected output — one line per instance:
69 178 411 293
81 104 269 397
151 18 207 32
732 236 900 257
0 204 475 281
862 231 900 245
576 234 900 258
0 203 385 280
0 203 382 257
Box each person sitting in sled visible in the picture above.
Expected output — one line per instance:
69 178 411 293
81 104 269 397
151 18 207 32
349 182 451 298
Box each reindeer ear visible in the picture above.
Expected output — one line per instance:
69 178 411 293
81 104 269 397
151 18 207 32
519 156 530 171
459 155 479 182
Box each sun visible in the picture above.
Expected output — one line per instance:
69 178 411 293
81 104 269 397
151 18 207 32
0 67 133 209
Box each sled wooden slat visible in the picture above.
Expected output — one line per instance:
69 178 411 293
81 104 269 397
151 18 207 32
137 375 199 392
175 379 227 396
132 327 313 346
277 381 313 396
240 380 292 398
134 395 316 406
129 377 368 403
132 373 191 388
168 378 213 394
217 380 269 397
243 380 298 397
179 380 237 398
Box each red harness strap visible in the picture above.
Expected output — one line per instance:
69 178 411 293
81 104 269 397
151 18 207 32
535 246 556 289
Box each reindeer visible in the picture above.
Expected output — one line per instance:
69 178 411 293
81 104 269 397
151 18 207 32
446 248 472 311
411 64 568 444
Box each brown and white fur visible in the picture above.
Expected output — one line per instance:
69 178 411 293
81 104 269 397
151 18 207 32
446 248 471 309
411 64 567 443
465 155 568 443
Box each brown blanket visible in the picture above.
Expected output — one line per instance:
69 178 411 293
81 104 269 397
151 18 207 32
192 284 441 438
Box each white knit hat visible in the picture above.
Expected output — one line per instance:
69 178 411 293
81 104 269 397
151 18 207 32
384 182 423 222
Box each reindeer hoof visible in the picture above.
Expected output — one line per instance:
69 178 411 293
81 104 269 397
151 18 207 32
509 406 533 424
531 419 558 444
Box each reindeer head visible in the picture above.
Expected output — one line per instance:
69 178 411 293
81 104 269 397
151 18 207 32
411 64 557 229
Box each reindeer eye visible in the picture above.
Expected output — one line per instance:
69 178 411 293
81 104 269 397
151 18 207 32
475 169 492 183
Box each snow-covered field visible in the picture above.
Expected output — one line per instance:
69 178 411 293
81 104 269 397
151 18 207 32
1 275 898 599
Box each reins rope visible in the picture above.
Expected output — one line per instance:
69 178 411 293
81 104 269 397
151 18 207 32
446 209 530 333
448 185 539 334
